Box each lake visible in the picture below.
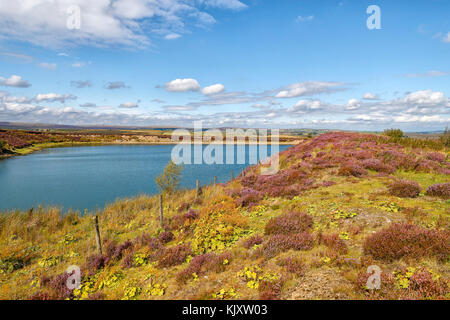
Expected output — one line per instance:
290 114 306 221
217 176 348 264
0 144 290 212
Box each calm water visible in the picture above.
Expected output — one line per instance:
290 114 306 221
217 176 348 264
0 144 289 212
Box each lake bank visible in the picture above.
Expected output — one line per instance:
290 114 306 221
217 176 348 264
0 140 298 160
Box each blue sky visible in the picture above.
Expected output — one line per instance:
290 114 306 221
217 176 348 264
0 0 449 131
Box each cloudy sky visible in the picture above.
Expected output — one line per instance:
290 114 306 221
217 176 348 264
0 0 449 131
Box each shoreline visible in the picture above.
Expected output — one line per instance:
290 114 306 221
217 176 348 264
0 140 300 160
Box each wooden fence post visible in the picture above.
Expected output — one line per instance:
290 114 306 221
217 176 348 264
214 176 217 186
230 170 234 181
93 215 102 255
159 194 164 227
196 179 202 199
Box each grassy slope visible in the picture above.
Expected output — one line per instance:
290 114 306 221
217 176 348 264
0 132 448 300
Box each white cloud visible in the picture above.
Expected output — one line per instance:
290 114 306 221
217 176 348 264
72 61 90 68
362 93 379 100
402 89 446 105
0 75 31 88
275 81 344 98
201 83 225 95
0 0 247 48
163 105 196 111
187 91 259 107
289 100 322 112
251 104 270 109
405 70 449 78
202 0 247 10
118 102 139 108
35 93 77 103
1 93 32 104
38 62 57 70
296 15 314 22
105 81 128 89
165 33 181 40
393 115 447 123
71 80 92 88
346 99 360 110
442 32 450 43
79 103 98 108
165 78 200 92
0 51 33 62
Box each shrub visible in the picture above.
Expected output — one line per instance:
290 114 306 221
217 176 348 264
104 240 133 264
320 233 348 254
243 235 263 249
235 188 264 207
176 254 211 282
356 267 448 299
209 251 232 273
133 233 153 247
85 254 106 274
362 158 395 174
265 212 313 235
261 233 314 259
409 268 449 298
278 257 305 276
384 128 403 138
83 240 135 272
170 210 199 230
388 179 421 198
176 252 231 283
148 237 163 251
363 223 450 261
426 183 450 199
184 209 200 220
42 272 73 300
416 159 440 173
158 231 174 244
338 163 367 177
157 244 192 268
177 202 190 213
288 233 315 250
121 251 134 269
425 152 446 163
259 278 283 300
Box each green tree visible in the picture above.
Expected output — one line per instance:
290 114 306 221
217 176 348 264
155 160 183 194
